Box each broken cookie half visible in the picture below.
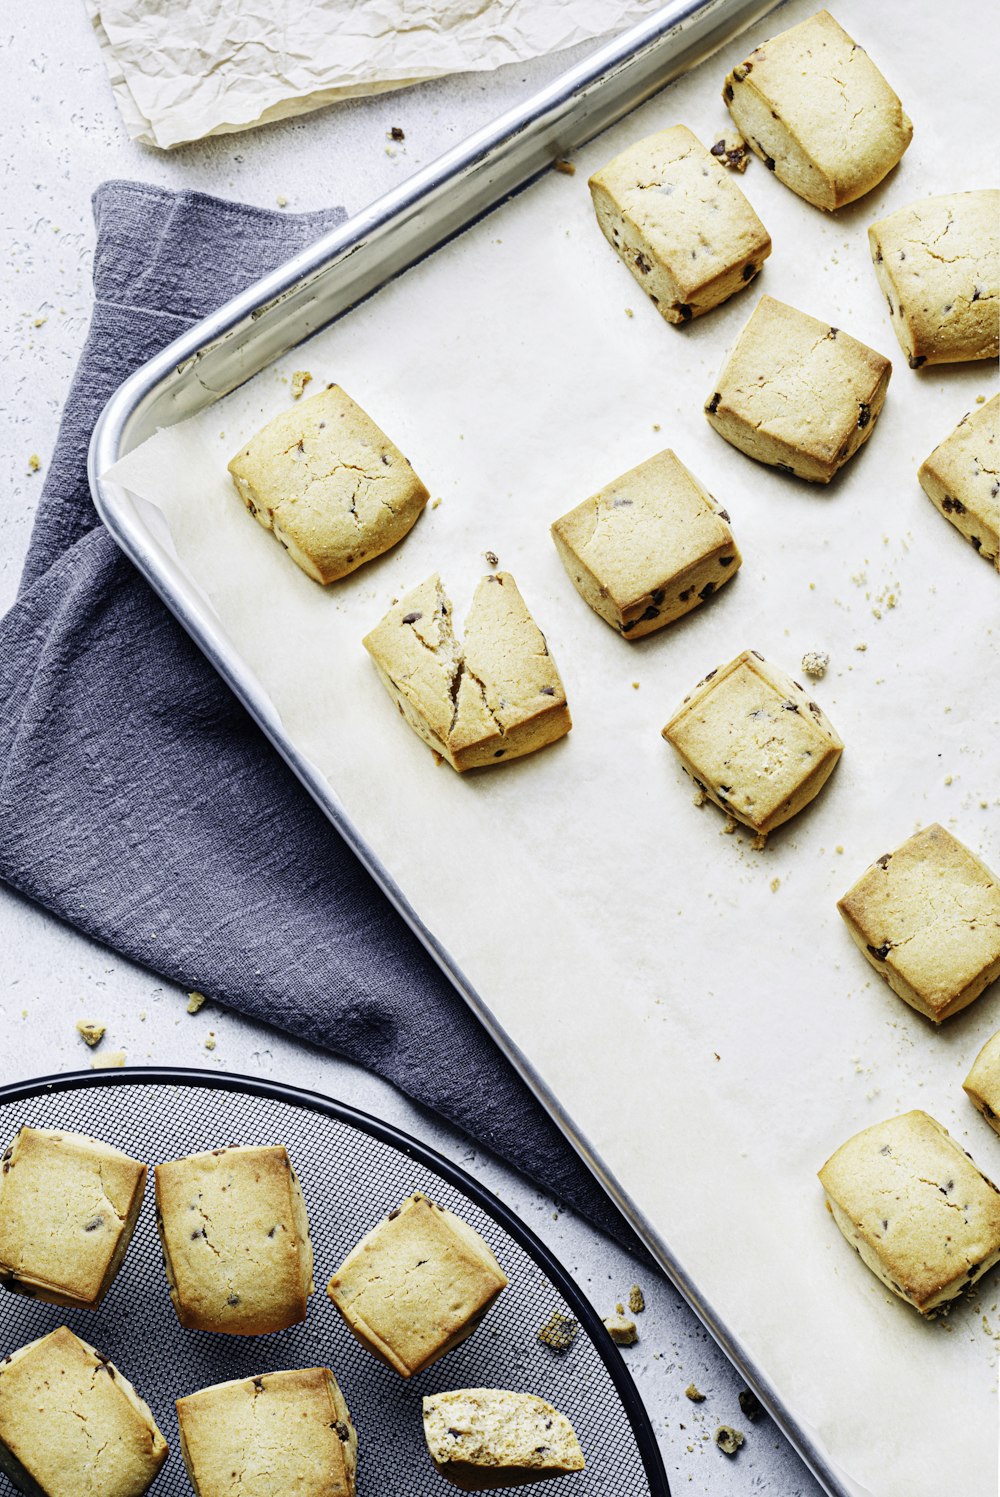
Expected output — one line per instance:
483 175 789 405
364 572 571 772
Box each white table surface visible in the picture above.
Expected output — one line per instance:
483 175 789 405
0 4 823 1491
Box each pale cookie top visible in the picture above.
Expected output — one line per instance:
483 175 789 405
228 384 428 576
726 10 911 206
838 825 1000 1013
819 1111 1000 1307
965 1032 1000 1114
869 192 1000 365
364 573 567 757
177 1368 356 1497
920 395 1000 557
589 124 770 293
665 650 842 828
710 295 890 463
0 1326 167 1495
552 449 735 610
328 1193 507 1377
155 1145 313 1333
0 1126 145 1302
423 1388 585 1475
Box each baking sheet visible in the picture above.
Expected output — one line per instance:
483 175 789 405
105 2 1000 1491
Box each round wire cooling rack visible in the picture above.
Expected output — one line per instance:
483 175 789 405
0 1068 668 1496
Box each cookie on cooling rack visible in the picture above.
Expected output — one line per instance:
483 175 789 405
0 1125 146 1311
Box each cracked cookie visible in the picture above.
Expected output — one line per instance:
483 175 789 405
964 1033 1000 1136
868 192 1000 367
704 295 891 482
818 1111 1000 1315
0 1325 167 1496
154 1144 314 1336
837 825 1000 1023
0 1126 145 1311
918 395 999 567
227 383 429 584
723 10 911 210
326 1192 508 1378
588 124 771 323
363 572 571 771
662 649 843 835
550 449 741 638
176 1367 356 1497
422 1388 585 1489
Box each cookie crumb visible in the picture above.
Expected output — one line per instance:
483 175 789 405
715 1425 744 1456
684 1384 705 1403
290 369 312 400
751 831 768 852
186 991 207 1015
628 1283 645 1314
75 1020 105 1048
631 680 640 690
801 650 829 679
431 498 442 510
770 877 780 893
33 316 47 328
722 815 739 836
693 789 708 808
537 1310 579 1353
835 844 844 854
710 133 749 171
276 195 288 208
484 550 499 568
389 126 405 141
603 1314 638 1345
854 642 868 652
204 1032 217 1052
553 158 576 175
738 1389 763 1422
27 454 41 473
625 307 634 318
91 1050 126 1070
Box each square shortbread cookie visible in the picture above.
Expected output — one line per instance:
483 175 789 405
364 572 571 771
0 1126 146 1310
422 1389 585 1488
964 1032 1000 1136
662 649 843 835
868 192 1000 367
819 1111 1000 1315
837 825 1000 1023
326 1193 508 1378
723 9 912 210
0 1326 167 1497
550 449 741 638
228 384 429 584
176 1368 357 1497
918 395 999 568
588 124 771 323
704 295 891 482
155 1144 314 1335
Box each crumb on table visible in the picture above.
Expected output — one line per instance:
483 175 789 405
801 650 830 678
186 991 206 1015
75 1020 105 1048
738 1389 763 1421
553 158 576 175
684 1384 705 1403
290 369 312 400
603 1313 638 1345
628 1283 645 1314
715 1424 744 1456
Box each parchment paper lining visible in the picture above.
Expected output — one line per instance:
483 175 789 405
106 4 999 1492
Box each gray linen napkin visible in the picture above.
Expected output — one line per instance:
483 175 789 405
0 180 643 1254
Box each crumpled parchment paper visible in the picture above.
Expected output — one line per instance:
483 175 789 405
85 0 658 149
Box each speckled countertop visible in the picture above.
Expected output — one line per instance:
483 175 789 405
0 6 822 1492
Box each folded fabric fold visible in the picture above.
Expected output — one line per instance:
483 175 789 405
0 180 642 1255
